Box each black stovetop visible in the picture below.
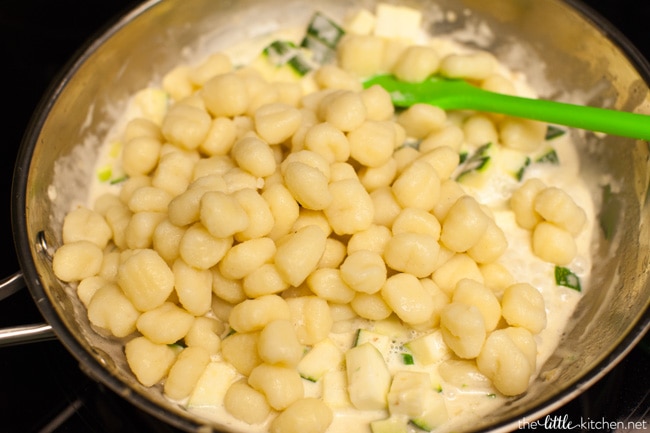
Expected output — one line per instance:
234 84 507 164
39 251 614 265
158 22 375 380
0 1 648 432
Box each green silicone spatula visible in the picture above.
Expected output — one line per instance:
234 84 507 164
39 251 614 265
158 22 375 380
363 74 650 141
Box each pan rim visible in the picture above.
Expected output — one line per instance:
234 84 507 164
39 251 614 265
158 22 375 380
9 0 650 432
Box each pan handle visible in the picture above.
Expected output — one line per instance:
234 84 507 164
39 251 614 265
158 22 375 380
0 271 57 347
0 271 27 302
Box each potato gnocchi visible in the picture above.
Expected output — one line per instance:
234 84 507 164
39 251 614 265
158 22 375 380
53 3 594 433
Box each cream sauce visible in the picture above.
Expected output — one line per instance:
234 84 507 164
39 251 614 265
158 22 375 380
84 8 595 433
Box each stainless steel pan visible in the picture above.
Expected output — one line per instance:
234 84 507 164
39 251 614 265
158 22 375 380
1 0 649 431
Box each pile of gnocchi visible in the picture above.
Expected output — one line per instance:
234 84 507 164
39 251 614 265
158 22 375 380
52 3 591 433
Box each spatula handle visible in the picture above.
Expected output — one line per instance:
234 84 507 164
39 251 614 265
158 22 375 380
451 87 650 141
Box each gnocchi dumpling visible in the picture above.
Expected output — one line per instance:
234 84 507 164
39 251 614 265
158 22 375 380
476 327 537 396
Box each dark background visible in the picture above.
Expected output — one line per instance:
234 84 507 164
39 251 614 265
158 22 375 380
0 1 648 432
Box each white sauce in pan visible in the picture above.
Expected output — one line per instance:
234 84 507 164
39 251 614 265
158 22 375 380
183 131 592 433
82 7 594 433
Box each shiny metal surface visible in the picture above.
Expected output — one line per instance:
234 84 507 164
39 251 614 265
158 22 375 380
10 0 650 431
0 323 55 347
0 272 26 302
0 266 56 347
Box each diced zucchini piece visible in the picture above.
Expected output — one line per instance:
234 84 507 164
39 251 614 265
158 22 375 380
286 56 312 75
263 40 299 64
306 12 345 48
455 142 493 186
438 359 492 390
254 40 312 80
404 330 450 365
370 416 410 433
545 125 566 140
401 353 414 365
419 366 444 393
301 12 345 65
298 338 344 381
322 369 352 408
354 329 392 356
299 36 334 65
343 8 376 35
387 371 430 415
410 398 448 432
374 3 422 40
535 147 560 164
373 315 410 339
459 142 493 172
515 158 531 181
496 147 530 181
457 142 532 185
303 12 345 49
97 165 112 183
345 342 391 410
554 266 581 292
97 141 127 184
388 371 448 431
187 361 238 408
